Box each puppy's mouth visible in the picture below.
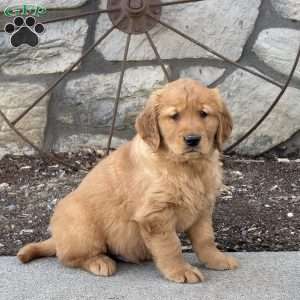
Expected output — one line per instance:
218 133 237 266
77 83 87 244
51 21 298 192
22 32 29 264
182 148 200 155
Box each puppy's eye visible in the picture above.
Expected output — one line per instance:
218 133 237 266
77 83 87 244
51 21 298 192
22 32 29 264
199 110 208 118
170 112 179 121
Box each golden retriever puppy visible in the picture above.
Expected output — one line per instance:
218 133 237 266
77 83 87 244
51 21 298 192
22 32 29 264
17 79 239 283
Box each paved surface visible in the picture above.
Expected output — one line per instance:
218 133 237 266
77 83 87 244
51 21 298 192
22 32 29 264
1 252 299 300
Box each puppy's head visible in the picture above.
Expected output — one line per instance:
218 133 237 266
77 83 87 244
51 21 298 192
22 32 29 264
135 79 232 158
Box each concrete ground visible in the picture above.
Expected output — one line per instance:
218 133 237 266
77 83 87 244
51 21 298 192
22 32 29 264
1 252 299 300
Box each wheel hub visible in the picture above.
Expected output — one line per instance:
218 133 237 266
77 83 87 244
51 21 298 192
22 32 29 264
107 0 161 34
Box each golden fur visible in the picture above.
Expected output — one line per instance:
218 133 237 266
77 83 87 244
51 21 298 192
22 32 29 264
17 79 239 283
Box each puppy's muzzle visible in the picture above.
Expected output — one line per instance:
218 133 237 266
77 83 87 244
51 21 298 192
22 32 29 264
184 135 201 147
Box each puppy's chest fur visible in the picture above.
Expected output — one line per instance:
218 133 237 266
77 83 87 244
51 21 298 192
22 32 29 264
165 162 222 232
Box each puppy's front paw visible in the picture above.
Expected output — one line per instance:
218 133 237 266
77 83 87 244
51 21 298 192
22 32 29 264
165 264 204 283
206 255 239 270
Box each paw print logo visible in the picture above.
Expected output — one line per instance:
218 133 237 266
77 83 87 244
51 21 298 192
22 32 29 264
4 16 45 47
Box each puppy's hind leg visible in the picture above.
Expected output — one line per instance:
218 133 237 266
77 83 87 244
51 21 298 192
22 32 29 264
57 241 117 277
81 255 117 276
56 235 118 277
53 207 117 276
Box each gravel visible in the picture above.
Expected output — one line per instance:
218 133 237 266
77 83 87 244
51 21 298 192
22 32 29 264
0 151 299 256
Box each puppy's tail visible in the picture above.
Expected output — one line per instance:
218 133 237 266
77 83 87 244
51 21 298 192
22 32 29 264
17 238 56 263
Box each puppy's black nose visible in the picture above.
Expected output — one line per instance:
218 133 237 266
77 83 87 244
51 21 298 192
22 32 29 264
184 135 201 147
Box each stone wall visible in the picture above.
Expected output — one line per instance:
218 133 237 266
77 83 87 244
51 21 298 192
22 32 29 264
0 0 299 157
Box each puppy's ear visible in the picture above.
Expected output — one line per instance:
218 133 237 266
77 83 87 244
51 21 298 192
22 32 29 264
135 93 161 152
211 88 233 151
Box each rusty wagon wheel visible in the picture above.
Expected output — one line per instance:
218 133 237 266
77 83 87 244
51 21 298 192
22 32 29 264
0 0 299 172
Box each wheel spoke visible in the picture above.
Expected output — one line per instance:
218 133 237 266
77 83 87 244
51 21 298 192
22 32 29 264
106 32 132 155
225 44 300 153
0 8 119 31
11 21 122 126
43 8 120 24
151 0 206 7
145 31 171 81
147 13 283 88
0 110 88 171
